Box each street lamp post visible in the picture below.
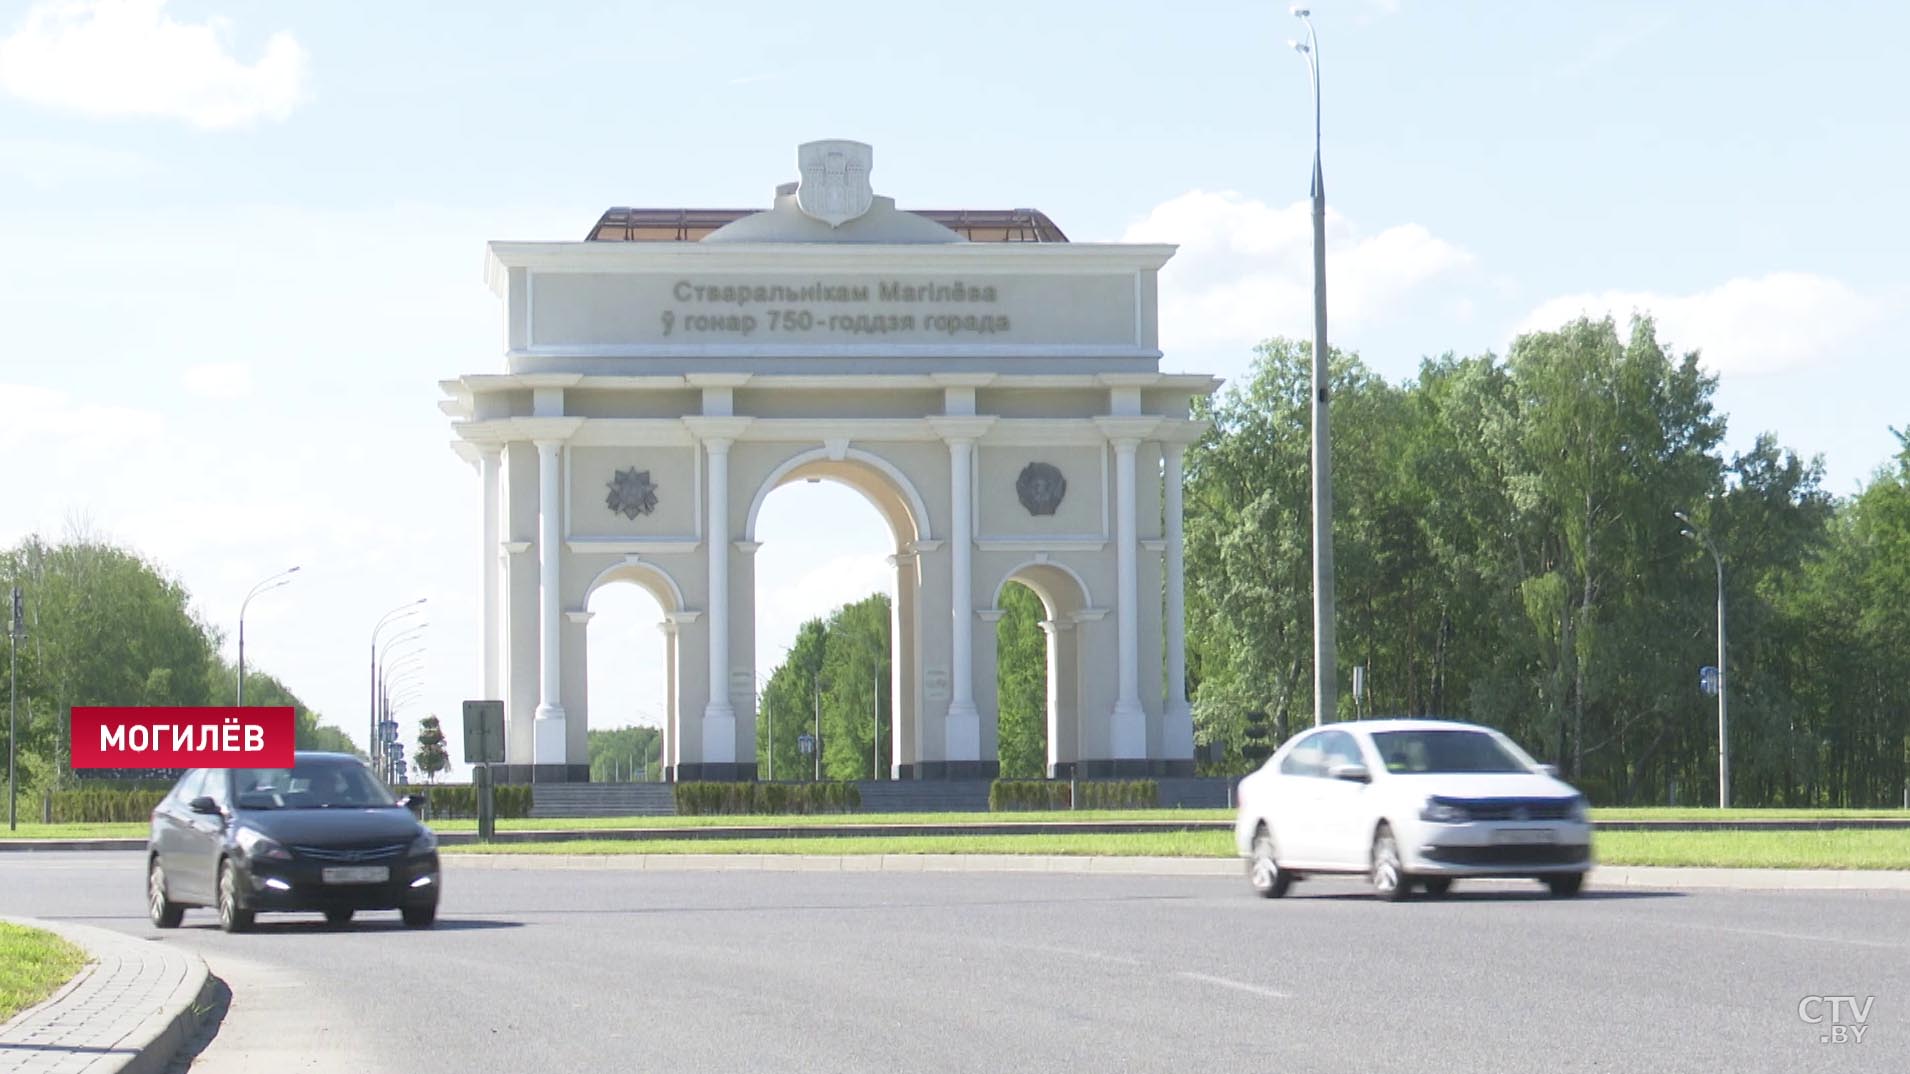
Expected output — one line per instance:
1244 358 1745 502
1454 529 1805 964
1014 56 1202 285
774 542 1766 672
237 567 300 705
1676 510 1729 809
370 600 426 760
8 584 23 832
1291 6 1337 726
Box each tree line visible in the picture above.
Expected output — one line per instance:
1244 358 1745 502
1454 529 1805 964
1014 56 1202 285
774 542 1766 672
1186 316 1909 807
1 532 357 797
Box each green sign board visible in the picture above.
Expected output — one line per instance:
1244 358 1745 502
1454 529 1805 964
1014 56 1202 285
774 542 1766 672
462 700 505 765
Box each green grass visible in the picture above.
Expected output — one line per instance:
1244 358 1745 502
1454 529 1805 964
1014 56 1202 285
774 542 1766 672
0 822 147 840
450 831 1238 857
1594 830 1910 870
1592 808 1910 821
0 922 87 1023
446 808 1235 831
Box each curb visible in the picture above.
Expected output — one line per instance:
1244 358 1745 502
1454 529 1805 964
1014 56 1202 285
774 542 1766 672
439 852 1910 890
0 915 216 1074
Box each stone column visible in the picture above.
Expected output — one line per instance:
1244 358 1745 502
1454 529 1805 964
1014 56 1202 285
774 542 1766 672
702 437 736 764
533 439 567 765
1037 618 1077 777
1110 436 1146 758
1163 442 1194 760
658 618 678 781
945 436 980 765
889 550 918 779
479 444 502 701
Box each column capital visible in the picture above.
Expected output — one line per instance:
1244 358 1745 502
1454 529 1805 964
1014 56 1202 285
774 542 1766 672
683 416 753 445
928 416 996 443
977 608 1007 623
1037 618 1078 635
519 416 587 444
477 442 504 461
886 550 919 567
1094 416 1161 445
733 540 763 555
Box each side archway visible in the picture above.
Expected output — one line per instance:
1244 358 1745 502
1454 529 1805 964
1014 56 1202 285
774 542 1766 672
988 560 1092 777
581 558 689 781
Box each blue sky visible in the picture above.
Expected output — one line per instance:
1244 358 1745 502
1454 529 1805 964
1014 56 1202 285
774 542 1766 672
1 0 1904 763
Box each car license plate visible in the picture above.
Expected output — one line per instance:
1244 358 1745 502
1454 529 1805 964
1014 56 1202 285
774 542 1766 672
321 866 389 884
1489 828 1557 845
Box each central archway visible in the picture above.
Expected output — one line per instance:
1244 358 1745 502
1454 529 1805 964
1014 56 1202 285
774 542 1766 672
742 446 933 779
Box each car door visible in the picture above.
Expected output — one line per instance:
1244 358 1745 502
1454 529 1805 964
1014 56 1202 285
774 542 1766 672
150 770 202 897
1311 730 1371 868
179 768 231 902
1270 732 1329 864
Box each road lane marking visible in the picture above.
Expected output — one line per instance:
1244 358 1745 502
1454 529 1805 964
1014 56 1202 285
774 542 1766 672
1661 920 1910 951
1177 971 1291 999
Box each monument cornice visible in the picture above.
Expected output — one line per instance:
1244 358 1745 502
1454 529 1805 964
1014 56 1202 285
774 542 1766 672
487 240 1178 294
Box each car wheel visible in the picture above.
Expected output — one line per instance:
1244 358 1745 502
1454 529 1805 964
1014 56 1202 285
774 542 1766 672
324 909 354 927
147 857 185 929
1545 872 1585 898
1421 878 1453 898
401 904 437 929
1247 826 1292 899
1370 825 1412 902
217 860 254 933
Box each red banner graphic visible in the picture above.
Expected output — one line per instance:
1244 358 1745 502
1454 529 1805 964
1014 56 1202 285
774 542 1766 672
70 707 296 769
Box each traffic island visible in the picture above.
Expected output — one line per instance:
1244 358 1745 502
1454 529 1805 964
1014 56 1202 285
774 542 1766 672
0 915 217 1074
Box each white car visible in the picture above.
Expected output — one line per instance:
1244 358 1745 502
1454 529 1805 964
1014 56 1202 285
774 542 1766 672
1233 719 1594 901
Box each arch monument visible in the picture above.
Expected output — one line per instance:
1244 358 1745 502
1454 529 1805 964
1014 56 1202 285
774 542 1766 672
442 140 1219 782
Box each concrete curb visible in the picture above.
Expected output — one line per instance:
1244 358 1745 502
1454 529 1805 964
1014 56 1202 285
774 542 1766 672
439 852 1910 890
0 915 216 1074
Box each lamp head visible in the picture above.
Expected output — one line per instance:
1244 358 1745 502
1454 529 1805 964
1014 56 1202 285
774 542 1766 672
1290 40 1308 53
1291 5 1310 15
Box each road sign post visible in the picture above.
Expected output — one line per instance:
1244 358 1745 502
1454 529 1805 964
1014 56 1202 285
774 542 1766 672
463 700 505 843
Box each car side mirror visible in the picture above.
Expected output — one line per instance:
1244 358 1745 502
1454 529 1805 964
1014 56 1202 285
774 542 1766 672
1328 762 1371 783
398 794 427 817
188 796 221 815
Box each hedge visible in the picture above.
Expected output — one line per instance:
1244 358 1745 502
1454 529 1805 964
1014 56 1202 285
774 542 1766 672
48 788 169 823
989 779 1159 812
674 781 861 816
393 784 531 820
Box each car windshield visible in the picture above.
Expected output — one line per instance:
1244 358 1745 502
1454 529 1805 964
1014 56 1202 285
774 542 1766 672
1370 730 1530 774
230 761 397 810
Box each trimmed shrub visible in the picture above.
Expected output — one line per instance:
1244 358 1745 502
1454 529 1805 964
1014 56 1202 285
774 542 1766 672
391 784 531 821
48 787 168 823
988 779 1160 811
673 781 861 816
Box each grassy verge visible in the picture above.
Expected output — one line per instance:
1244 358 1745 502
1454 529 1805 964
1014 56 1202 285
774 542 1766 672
1594 830 1910 870
450 831 1237 857
0 922 87 1023
450 828 1910 870
1592 808 1910 821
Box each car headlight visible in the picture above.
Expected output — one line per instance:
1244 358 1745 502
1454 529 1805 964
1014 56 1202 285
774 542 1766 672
408 829 438 857
234 826 292 861
1568 795 1590 823
1419 798 1471 824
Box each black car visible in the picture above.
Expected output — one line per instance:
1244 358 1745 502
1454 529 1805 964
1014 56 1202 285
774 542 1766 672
146 752 440 932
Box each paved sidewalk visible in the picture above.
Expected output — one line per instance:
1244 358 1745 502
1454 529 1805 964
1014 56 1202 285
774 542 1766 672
442 851 1910 890
0 917 212 1074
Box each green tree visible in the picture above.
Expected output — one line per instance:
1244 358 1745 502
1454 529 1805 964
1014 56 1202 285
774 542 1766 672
994 582 1046 778
413 715 449 782
588 726 662 781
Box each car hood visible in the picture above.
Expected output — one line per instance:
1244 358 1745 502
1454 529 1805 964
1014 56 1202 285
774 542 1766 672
233 808 424 845
1382 771 1581 801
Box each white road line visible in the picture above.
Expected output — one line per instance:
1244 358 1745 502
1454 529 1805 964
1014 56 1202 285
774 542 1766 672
1023 943 1146 967
1661 921 1910 951
1176 971 1291 999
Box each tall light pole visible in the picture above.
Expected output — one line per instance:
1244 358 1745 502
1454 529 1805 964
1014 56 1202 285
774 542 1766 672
1675 510 1729 808
8 584 23 832
1291 6 1337 726
237 566 300 705
371 599 427 760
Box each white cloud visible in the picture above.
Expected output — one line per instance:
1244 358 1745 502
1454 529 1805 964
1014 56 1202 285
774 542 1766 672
1123 189 1472 353
0 382 164 461
1517 272 1885 376
182 361 252 400
0 0 309 129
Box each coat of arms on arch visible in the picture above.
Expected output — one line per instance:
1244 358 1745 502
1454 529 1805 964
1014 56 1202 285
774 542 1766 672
606 467 659 518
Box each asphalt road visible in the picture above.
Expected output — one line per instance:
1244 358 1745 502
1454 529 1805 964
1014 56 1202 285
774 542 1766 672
3 853 1905 1074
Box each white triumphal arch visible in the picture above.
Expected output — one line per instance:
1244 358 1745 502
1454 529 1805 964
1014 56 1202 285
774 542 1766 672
443 141 1218 782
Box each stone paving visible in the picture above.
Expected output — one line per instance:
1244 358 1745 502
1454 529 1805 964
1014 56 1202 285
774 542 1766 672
0 917 208 1074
